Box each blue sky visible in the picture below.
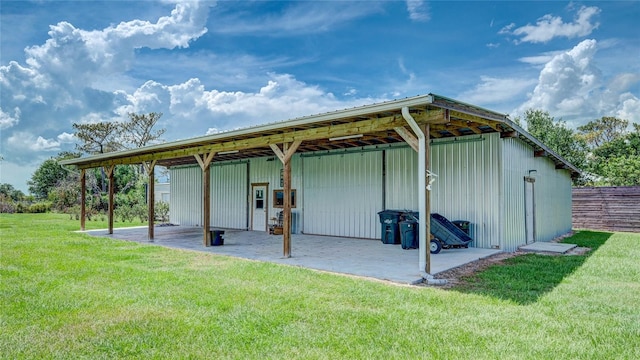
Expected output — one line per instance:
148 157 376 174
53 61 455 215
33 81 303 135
1 0 639 192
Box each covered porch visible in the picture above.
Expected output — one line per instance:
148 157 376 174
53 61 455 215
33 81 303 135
83 226 501 284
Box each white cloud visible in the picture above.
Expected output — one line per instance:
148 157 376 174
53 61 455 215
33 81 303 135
459 76 538 105
0 0 212 124
211 2 382 35
0 107 20 129
517 39 640 124
57 132 76 143
616 94 640 123
406 0 430 22
8 132 61 152
501 6 600 44
518 50 565 66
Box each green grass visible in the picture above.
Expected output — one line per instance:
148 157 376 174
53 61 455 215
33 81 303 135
451 231 613 304
2 213 639 359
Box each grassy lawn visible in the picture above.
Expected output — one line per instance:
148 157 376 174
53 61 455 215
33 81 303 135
451 231 614 304
2 213 639 359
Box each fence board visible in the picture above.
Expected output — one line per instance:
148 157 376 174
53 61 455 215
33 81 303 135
572 186 640 233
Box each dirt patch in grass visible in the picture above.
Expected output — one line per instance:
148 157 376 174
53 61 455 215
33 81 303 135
428 252 519 288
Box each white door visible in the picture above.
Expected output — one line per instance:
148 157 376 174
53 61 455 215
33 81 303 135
525 178 535 244
251 185 267 231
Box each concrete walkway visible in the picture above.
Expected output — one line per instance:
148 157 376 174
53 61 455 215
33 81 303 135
520 242 577 254
83 226 502 284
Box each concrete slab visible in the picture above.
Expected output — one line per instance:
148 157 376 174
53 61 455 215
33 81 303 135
520 242 577 254
83 226 501 284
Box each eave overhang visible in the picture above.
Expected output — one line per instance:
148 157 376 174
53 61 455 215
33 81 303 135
60 93 580 177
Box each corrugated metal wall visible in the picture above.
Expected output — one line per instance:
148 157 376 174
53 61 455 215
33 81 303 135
501 137 573 251
169 166 202 226
249 156 303 233
303 151 383 239
169 133 571 251
210 162 249 230
385 134 502 249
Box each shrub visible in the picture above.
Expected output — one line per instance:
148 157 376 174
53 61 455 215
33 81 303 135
27 202 51 213
155 201 170 223
133 203 148 222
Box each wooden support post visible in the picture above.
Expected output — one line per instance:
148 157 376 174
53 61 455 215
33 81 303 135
195 153 215 246
106 165 115 235
203 163 211 246
144 160 157 241
80 169 86 231
424 124 431 275
270 141 301 258
283 143 292 258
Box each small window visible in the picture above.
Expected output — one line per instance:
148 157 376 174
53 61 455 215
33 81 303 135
273 189 297 208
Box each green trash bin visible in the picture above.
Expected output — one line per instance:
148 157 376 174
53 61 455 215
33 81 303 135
399 219 418 249
377 210 402 244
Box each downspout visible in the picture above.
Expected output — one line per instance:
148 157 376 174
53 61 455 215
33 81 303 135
401 107 447 285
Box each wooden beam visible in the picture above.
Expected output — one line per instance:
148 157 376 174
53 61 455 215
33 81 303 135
500 131 519 138
203 164 211 246
194 154 205 170
468 126 483 134
106 165 115 235
76 115 410 169
449 110 502 131
412 109 450 124
447 128 462 137
146 161 156 241
282 142 292 258
269 144 285 163
446 119 483 134
394 126 419 152
535 150 548 157
80 169 86 231
283 140 302 163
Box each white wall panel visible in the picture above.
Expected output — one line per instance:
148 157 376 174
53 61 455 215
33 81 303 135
210 162 248 230
430 134 502 250
501 138 573 251
303 152 383 239
169 166 202 226
386 134 502 250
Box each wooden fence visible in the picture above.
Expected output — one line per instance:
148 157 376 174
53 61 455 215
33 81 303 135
572 186 640 233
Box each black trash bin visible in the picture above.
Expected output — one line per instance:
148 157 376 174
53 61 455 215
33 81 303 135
452 220 470 236
210 230 225 246
377 210 403 244
399 219 418 249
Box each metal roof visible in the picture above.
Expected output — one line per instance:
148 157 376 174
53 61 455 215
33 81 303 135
60 93 580 176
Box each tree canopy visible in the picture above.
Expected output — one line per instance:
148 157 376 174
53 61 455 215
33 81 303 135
519 110 638 186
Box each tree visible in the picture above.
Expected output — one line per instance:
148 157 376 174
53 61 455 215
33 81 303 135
122 112 165 148
585 121 640 186
0 183 26 202
522 109 588 171
73 121 122 154
28 158 68 200
577 116 629 148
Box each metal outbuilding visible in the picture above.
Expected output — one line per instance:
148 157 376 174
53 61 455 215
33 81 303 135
61 93 579 276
